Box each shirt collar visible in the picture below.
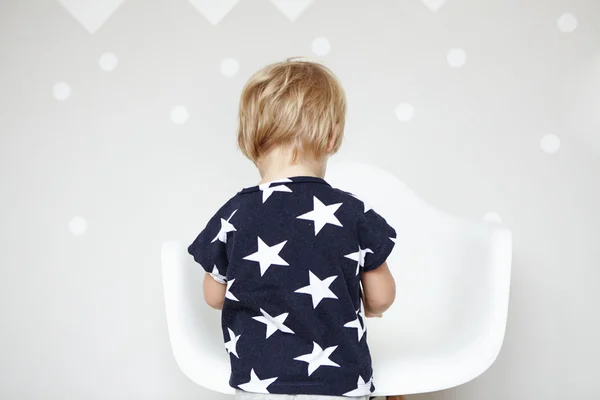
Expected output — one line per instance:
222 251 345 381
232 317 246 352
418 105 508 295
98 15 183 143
239 176 331 194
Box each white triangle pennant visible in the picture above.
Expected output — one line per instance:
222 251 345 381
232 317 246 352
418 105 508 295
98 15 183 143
420 0 447 12
57 0 126 34
189 0 240 26
270 0 314 22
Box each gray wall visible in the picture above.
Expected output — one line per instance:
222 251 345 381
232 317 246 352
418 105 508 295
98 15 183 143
1 0 599 399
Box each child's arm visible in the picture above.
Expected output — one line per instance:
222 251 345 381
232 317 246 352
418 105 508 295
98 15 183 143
188 204 236 311
361 261 396 317
203 273 226 310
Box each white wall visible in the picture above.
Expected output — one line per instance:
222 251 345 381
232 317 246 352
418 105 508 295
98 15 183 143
1 0 599 399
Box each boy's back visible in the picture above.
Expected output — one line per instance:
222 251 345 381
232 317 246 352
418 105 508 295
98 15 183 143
188 175 396 397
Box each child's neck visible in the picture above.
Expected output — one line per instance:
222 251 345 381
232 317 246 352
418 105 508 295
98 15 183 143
259 164 324 184
257 147 327 185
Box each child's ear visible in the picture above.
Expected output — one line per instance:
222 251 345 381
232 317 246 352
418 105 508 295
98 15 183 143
326 123 341 153
326 134 336 153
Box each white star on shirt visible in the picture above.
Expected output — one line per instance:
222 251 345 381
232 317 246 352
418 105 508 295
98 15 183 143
224 327 241 358
252 308 295 339
243 237 289 276
297 196 343 235
226 279 239 302
294 341 340 376
238 369 278 393
357 296 364 317
356 298 367 335
295 271 338 308
351 194 372 213
343 375 372 396
209 265 226 284
211 209 238 243
344 246 374 275
259 178 293 203
344 315 365 342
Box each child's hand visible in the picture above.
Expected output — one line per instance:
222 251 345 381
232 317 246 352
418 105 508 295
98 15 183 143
362 292 383 317
364 310 383 318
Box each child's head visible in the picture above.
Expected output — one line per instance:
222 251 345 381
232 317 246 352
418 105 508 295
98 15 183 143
237 58 346 166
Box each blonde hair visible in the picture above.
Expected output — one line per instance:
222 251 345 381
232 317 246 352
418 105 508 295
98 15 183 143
237 57 346 163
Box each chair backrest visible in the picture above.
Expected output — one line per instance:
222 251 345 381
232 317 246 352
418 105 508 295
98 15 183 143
325 161 512 394
161 161 512 396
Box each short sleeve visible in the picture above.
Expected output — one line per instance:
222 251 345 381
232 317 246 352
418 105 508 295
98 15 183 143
187 208 235 284
358 209 397 272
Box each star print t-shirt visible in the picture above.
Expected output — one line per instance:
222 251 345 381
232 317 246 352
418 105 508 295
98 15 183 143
187 176 396 397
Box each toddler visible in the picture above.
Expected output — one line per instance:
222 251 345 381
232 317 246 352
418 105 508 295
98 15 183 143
188 58 397 400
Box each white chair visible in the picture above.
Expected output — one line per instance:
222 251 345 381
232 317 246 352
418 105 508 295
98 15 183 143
161 161 512 397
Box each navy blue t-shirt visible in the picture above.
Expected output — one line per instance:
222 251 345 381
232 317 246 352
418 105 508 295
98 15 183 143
188 176 396 397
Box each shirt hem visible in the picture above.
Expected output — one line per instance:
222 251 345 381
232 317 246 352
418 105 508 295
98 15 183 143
231 382 374 397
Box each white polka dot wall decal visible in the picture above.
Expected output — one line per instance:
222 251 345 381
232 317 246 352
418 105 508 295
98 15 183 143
447 48 467 68
483 212 502 224
557 13 577 33
395 103 414 122
171 106 189 125
99 52 118 71
69 216 87 236
53 81 71 101
220 57 240 77
541 134 561 154
312 37 331 56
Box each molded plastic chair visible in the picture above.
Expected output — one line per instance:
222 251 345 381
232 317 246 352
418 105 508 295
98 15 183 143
161 161 512 396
